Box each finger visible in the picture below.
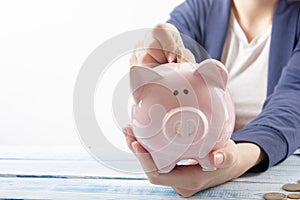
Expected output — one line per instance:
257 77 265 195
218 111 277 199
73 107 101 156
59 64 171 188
134 48 160 67
153 26 184 62
146 23 185 63
144 35 169 63
129 50 138 66
131 141 158 173
122 125 134 137
212 140 238 168
153 23 185 51
130 42 143 66
130 41 160 67
122 126 137 152
181 49 196 63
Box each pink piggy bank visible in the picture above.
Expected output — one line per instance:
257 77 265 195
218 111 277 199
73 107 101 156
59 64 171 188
129 59 235 173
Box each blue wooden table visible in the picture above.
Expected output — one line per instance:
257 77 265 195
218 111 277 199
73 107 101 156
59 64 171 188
0 146 299 199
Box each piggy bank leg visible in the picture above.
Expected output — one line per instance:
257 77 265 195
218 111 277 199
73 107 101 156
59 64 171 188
150 152 178 173
156 161 177 173
198 155 216 171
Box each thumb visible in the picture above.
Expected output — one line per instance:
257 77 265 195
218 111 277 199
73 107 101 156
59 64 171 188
212 140 238 168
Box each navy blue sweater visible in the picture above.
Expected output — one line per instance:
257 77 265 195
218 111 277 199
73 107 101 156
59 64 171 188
167 0 300 172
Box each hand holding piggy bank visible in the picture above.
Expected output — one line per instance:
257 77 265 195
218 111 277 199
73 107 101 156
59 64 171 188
129 59 235 173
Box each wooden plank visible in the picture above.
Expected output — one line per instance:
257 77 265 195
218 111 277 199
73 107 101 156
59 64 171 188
0 176 294 199
0 155 298 182
0 160 145 179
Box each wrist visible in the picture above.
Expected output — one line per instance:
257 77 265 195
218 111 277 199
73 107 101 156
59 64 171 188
236 142 266 172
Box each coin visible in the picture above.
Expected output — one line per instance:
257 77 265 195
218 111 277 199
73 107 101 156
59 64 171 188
175 47 181 63
263 192 287 200
287 193 300 199
282 183 300 192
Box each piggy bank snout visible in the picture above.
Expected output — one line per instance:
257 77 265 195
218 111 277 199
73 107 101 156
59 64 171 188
162 107 208 145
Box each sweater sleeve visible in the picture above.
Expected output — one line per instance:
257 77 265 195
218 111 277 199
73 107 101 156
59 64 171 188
232 42 300 172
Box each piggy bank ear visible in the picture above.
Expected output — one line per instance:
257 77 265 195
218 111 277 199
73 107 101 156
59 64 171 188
194 59 228 90
130 66 162 102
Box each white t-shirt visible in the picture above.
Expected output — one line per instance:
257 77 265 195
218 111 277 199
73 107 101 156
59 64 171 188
221 12 271 131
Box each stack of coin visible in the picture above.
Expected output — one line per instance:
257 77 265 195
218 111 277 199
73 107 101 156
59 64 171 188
282 183 300 192
282 182 300 199
287 194 300 199
263 179 300 200
263 192 286 200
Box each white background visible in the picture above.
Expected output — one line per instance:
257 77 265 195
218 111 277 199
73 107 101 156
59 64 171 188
0 0 184 147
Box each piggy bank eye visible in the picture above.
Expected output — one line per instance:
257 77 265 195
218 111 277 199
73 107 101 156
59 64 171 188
173 90 179 96
183 89 189 95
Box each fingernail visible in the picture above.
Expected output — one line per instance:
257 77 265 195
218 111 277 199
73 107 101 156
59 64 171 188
168 52 175 63
214 152 224 166
131 142 138 153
